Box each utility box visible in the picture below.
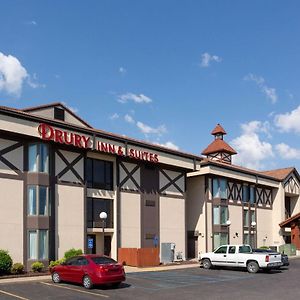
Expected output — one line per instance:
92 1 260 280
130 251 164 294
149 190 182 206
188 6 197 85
279 244 296 256
161 243 175 264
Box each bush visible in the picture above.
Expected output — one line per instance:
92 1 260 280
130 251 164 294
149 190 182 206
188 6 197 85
31 262 44 273
0 250 13 275
11 263 24 275
64 248 83 260
49 258 65 268
259 246 270 250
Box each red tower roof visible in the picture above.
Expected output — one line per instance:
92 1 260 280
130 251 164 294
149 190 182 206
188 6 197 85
201 139 237 155
211 124 227 135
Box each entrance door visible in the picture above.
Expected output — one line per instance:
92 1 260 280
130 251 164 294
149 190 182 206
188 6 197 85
87 235 96 254
188 236 198 258
104 236 111 256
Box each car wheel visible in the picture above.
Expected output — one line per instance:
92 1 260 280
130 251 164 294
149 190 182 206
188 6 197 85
52 272 61 284
247 261 259 273
83 275 93 289
202 258 212 269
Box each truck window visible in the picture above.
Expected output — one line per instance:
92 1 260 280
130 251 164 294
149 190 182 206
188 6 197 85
228 246 236 254
214 246 227 254
239 245 251 253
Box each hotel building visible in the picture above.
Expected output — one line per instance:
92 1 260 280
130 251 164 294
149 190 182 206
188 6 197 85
0 103 299 269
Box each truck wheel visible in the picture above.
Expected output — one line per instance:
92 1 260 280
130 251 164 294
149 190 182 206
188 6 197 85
247 261 259 273
202 259 212 269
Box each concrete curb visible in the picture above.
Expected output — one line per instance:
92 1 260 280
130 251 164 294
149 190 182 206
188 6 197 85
0 263 200 284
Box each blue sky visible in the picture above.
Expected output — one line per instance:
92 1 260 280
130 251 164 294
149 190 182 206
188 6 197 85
1 1 300 171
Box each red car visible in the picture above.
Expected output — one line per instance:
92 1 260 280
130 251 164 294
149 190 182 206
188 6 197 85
50 255 126 289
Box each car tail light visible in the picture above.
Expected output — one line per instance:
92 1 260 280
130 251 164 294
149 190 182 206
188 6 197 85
265 255 270 262
98 265 109 274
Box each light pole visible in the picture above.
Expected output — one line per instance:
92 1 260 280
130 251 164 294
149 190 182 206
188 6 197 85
99 212 107 255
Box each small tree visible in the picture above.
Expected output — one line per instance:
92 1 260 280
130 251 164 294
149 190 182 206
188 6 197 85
64 248 83 260
0 250 13 275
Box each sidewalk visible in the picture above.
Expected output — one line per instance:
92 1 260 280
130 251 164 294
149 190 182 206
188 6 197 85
0 261 200 284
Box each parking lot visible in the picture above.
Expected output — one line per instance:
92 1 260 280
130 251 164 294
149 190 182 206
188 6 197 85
0 258 299 300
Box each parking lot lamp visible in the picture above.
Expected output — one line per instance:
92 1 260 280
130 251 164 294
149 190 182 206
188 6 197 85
99 212 107 255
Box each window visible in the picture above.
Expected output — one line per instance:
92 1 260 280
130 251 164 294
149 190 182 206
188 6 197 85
213 233 228 249
28 144 49 173
242 185 249 203
86 158 113 190
212 178 227 199
91 256 117 265
249 186 256 204
239 245 251 253
228 246 236 254
214 245 227 254
213 206 228 225
27 186 49 216
87 198 113 228
28 230 48 260
243 210 249 228
145 200 156 207
54 107 65 121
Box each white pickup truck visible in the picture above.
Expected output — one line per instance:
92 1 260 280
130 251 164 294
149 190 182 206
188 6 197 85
200 244 283 273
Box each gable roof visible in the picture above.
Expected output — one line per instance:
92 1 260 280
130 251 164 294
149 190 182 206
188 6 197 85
259 167 296 181
201 139 237 155
211 124 227 135
22 102 93 128
279 212 300 227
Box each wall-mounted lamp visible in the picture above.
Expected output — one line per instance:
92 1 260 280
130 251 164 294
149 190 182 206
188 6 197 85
251 221 257 227
226 220 231 226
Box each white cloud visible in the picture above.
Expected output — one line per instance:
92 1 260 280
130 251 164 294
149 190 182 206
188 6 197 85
118 93 152 104
156 141 179 150
62 102 78 113
109 113 119 120
124 114 135 124
136 121 167 136
274 105 300 134
27 73 46 89
231 121 274 170
119 67 126 74
0 52 28 97
25 20 37 26
244 73 278 103
276 143 300 160
200 52 222 67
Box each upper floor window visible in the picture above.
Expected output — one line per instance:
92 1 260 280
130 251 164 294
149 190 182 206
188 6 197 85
86 158 113 190
27 185 50 216
243 185 256 204
212 178 227 199
28 144 49 173
87 197 113 228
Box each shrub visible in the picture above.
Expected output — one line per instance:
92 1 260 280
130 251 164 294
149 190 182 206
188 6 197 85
0 250 13 275
11 263 24 275
259 246 270 250
31 262 44 273
64 248 83 260
49 258 66 268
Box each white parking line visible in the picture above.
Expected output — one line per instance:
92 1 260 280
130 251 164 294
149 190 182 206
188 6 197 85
0 289 30 300
40 282 109 298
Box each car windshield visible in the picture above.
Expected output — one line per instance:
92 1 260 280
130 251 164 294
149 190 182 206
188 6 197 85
91 257 117 265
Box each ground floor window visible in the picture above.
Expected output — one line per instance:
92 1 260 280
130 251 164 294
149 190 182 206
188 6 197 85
213 232 228 250
28 230 48 260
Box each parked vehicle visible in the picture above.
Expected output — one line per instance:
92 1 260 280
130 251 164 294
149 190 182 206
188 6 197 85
50 255 126 289
199 244 283 273
252 248 289 267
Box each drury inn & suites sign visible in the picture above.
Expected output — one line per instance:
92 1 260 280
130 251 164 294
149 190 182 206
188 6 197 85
38 123 159 163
